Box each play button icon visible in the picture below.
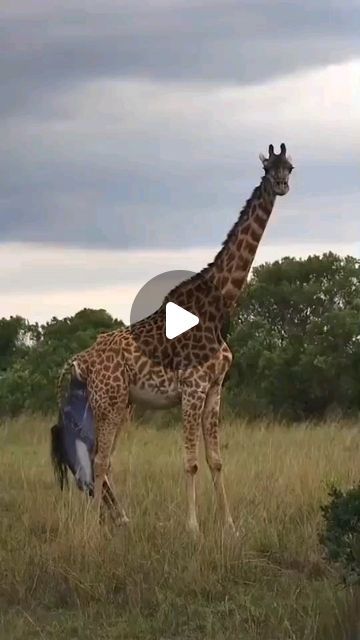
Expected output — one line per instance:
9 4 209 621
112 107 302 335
165 302 199 339
130 269 198 326
129 269 224 370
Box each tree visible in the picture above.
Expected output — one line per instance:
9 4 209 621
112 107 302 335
0 309 124 415
0 316 39 372
227 253 360 419
1 255 360 420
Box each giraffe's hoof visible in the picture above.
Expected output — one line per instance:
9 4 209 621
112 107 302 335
115 515 130 528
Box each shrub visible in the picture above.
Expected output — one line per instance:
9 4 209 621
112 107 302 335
320 484 360 585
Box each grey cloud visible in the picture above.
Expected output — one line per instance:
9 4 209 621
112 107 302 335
0 0 359 251
1 1 359 118
1 152 358 249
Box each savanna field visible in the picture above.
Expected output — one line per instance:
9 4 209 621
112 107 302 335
1 417 360 640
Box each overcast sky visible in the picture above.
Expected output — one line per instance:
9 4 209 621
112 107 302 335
1 0 359 323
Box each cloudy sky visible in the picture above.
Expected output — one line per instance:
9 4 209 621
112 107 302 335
1 0 359 323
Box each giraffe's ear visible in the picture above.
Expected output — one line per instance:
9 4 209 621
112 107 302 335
259 152 267 166
287 154 293 164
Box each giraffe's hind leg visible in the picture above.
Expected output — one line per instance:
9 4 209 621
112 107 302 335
100 473 129 527
101 403 133 525
88 360 129 525
92 403 130 524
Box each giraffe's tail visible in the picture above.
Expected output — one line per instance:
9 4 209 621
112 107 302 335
50 422 69 491
51 356 78 491
50 357 75 490
57 356 79 406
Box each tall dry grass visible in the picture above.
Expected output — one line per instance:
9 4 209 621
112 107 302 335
1 415 360 639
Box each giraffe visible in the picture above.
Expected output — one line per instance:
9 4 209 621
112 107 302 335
55 143 294 534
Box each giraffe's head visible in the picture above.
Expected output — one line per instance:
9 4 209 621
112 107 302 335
259 143 293 196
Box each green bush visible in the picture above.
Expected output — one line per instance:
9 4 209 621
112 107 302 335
0 309 124 416
227 252 360 420
320 484 360 585
1 253 360 419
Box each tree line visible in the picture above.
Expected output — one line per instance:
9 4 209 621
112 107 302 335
1 252 359 421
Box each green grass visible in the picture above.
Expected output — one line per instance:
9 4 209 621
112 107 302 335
1 415 360 639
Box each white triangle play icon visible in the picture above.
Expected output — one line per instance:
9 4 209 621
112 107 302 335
165 302 199 339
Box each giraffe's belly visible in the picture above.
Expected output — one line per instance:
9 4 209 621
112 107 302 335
129 384 181 409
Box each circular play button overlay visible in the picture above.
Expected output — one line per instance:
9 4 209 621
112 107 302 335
129 269 227 370
130 270 196 326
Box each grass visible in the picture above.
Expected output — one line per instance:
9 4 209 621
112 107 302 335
1 415 360 639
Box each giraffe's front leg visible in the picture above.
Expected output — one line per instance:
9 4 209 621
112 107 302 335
182 385 207 537
202 377 237 536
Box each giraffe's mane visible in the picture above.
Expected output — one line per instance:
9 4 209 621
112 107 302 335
123 177 264 331
166 179 264 299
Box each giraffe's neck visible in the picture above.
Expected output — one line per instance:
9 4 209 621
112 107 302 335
206 175 276 308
